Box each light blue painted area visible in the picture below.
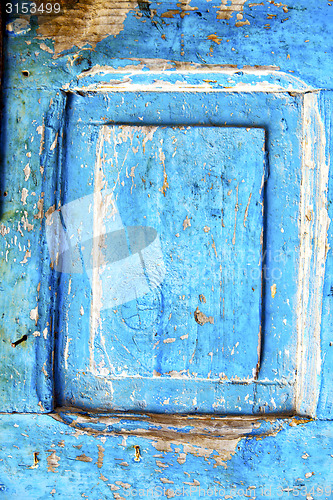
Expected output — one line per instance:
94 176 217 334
42 89 302 414
0 413 332 499
318 90 333 419
55 125 266 412
0 0 333 495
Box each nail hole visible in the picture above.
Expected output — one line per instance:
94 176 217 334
22 70 29 77
33 452 39 465
11 334 28 347
134 445 141 462
3 191 8 197
29 452 39 469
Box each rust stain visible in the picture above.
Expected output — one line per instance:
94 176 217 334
34 0 291 59
76 453 93 462
160 477 174 484
20 249 31 264
236 18 250 27
156 460 168 469
215 0 251 26
53 410 287 468
158 146 169 196
34 195 44 220
269 0 288 13
254 324 262 380
45 205 56 220
207 34 222 44
36 0 138 55
306 209 313 221
115 480 131 489
161 9 181 18
215 0 247 20
288 417 313 427
194 307 214 326
211 234 218 258
29 452 40 469
199 294 206 303
134 445 141 462
50 132 58 151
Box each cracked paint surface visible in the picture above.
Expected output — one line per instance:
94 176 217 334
1 0 333 497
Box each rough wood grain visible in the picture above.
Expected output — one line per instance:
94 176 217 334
1 0 333 496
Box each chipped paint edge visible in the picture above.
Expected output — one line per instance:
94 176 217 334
68 65 315 94
296 92 330 417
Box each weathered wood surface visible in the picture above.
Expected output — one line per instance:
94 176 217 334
0 413 332 498
54 123 267 412
1 0 333 497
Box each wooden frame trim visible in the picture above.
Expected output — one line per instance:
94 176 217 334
35 70 327 418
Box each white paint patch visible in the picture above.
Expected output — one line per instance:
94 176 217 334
30 306 39 325
36 123 45 157
50 132 58 151
296 92 329 417
20 249 31 264
0 225 10 236
23 163 31 181
21 188 29 205
89 127 112 375
64 337 72 370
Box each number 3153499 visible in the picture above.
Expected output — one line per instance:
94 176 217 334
6 3 61 14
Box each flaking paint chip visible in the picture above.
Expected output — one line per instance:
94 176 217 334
271 284 277 298
183 215 191 230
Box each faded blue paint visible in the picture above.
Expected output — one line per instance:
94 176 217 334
0 413 332 499
0 0 333 496
47 88 303 414
9 87 307 414
55 125 266 412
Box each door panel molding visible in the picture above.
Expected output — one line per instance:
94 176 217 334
33 71 328 418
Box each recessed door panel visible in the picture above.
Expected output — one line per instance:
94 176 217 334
51 121 265 411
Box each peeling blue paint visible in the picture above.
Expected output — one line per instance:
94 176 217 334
1 0 333 496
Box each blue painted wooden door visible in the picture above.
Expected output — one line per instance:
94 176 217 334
1 1 333 498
